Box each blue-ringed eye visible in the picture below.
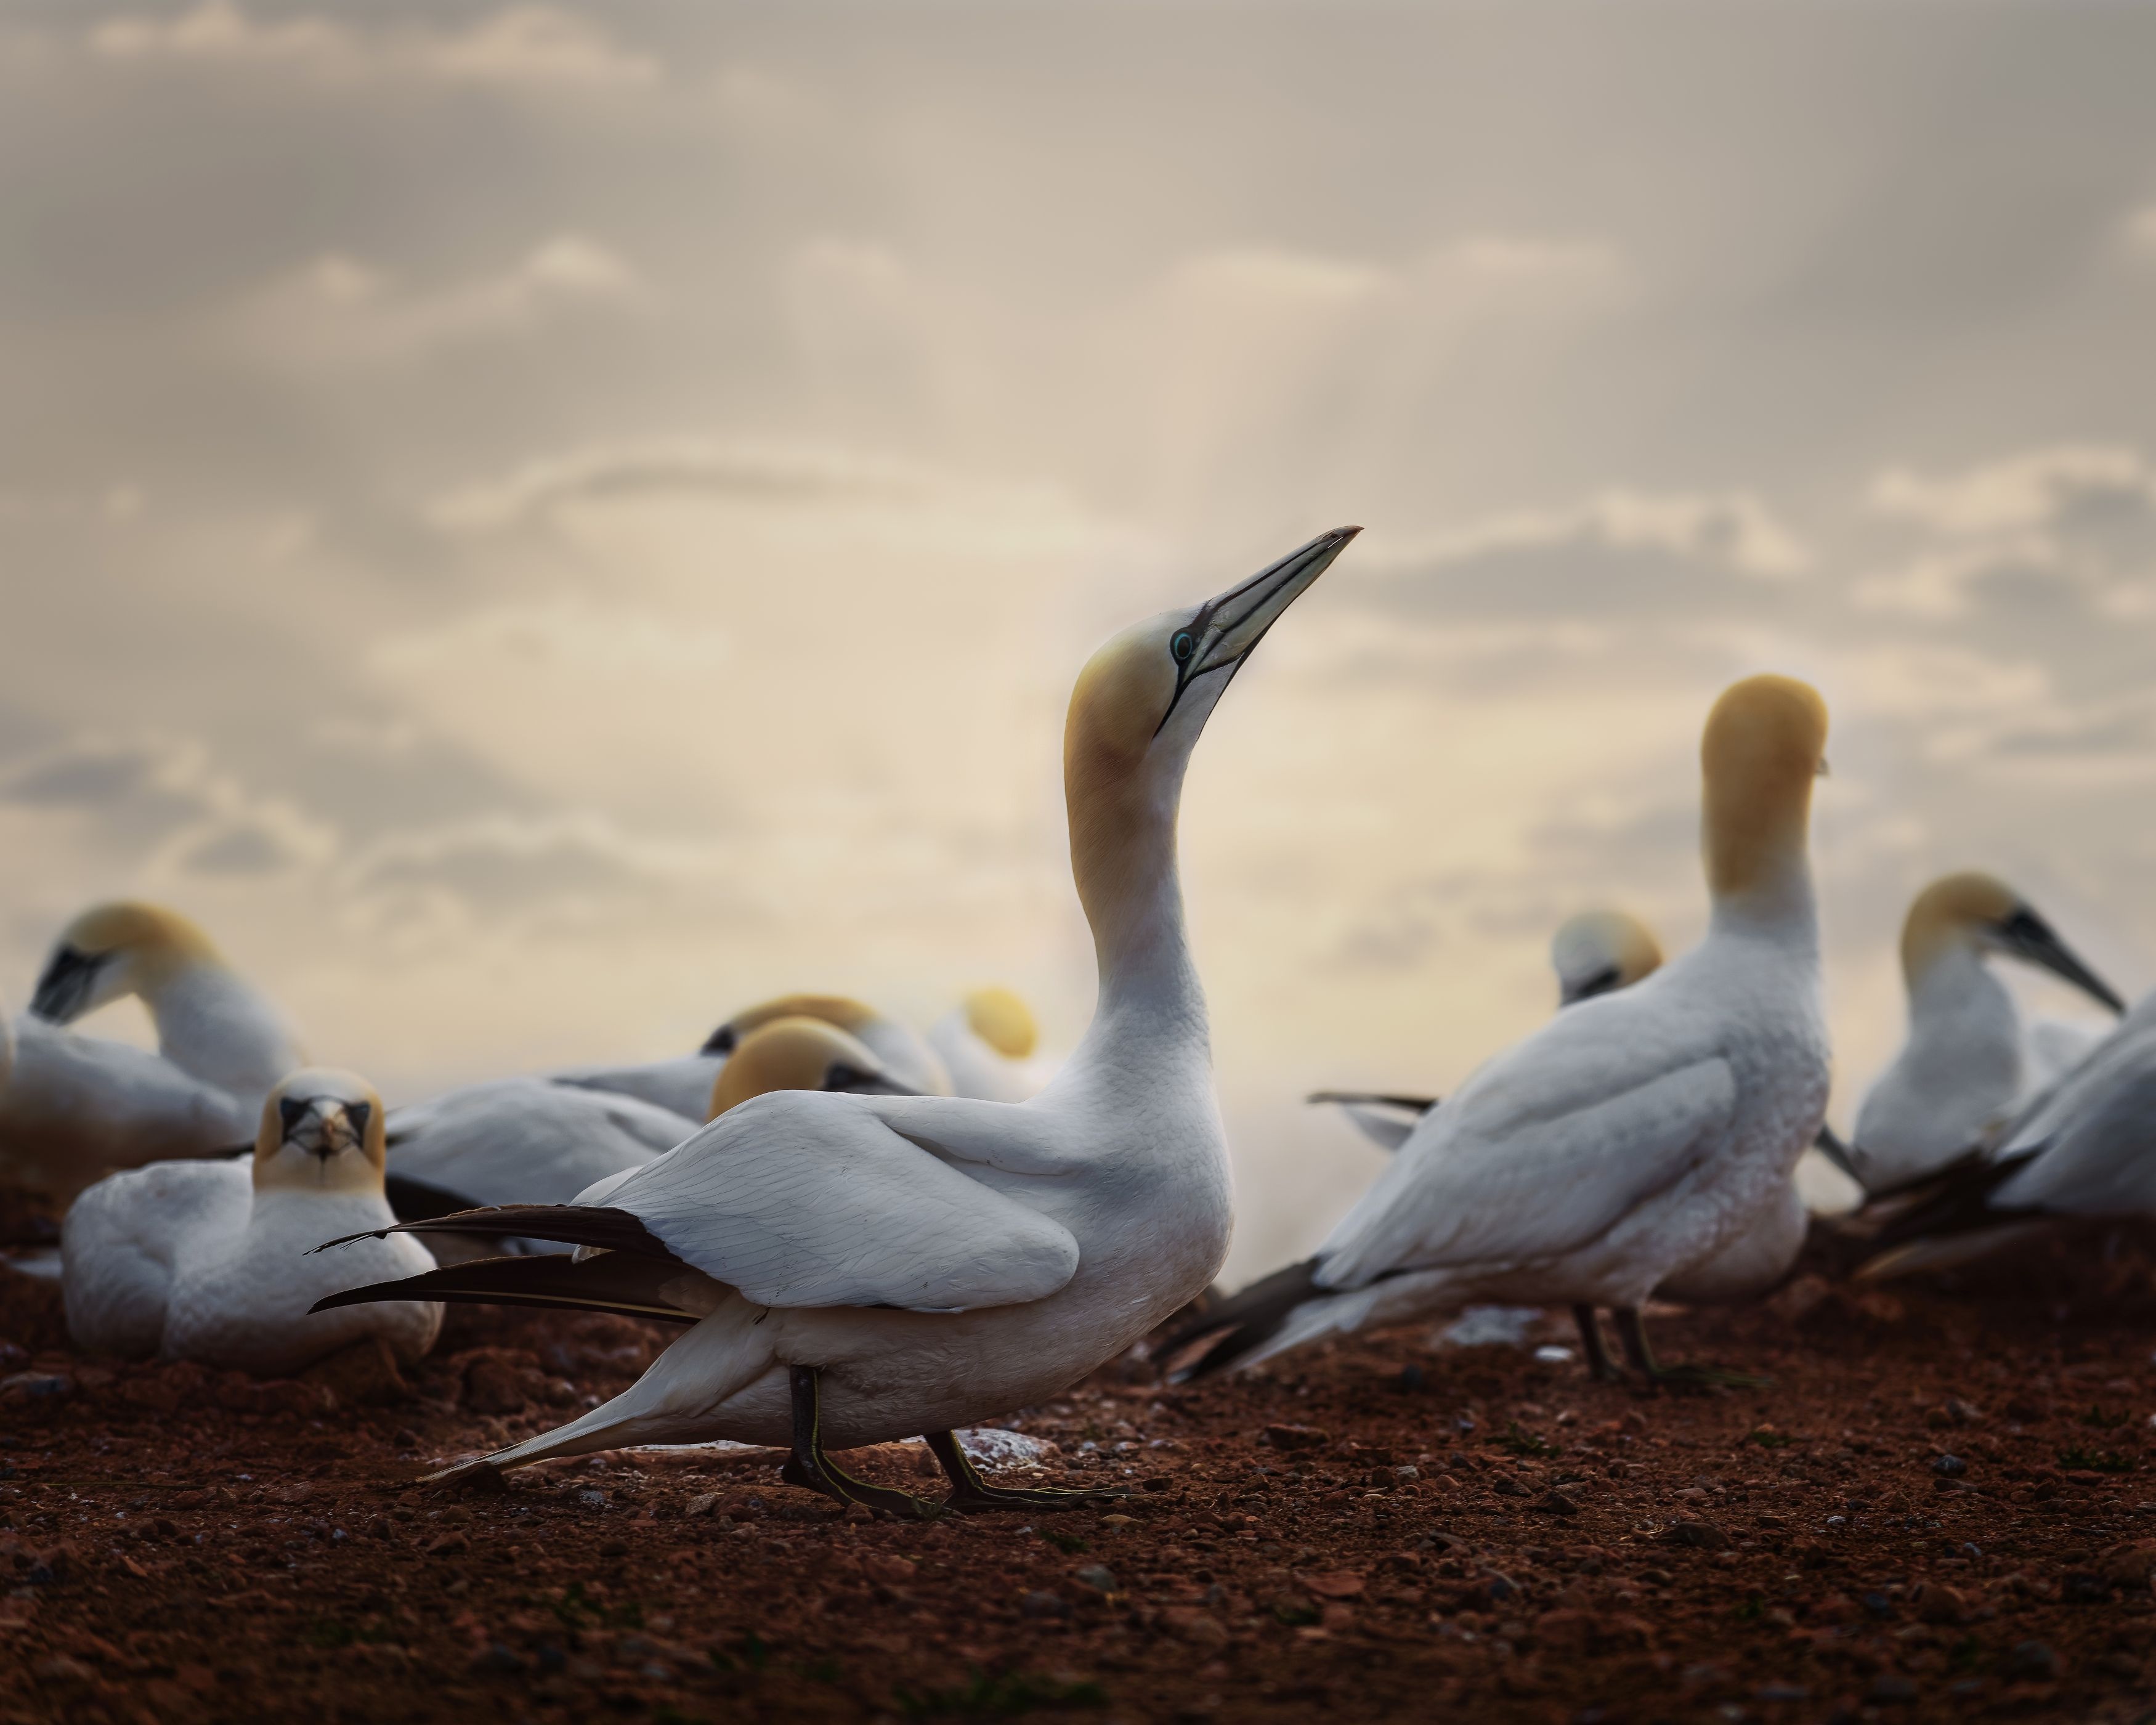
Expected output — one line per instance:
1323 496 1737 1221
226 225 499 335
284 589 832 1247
1170 631 1196 665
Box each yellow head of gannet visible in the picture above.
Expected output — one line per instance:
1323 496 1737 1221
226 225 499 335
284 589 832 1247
962 987 1039 1060
29 901 222 1024
706 1016 915 1119
1700 674 1829 905
698 992 879 1056
1066 527 1359 958
254 1068 387 1196
1550 909 1664 1007
1899 871 2124 1012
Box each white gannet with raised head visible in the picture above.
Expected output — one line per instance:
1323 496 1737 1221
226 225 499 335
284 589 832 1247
1177 674 1832 1386
312 527 1360 1511
1849 872 2123 1196
62 1068 439 1373
1 903 303 1201
931 987 1055 1103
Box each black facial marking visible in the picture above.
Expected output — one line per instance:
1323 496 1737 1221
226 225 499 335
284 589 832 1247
278 1095 309 1135
1570 964 1625 1003
700 1024 737 1056
346 1100 373 1143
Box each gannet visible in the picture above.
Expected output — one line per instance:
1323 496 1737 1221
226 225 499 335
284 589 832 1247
1848 872 2123 1195
1311 907 1667 1152
702 994 950 1097
314 526 1360 1513
930 987 1054 1103
384 1012 920 1233
62 1068 439 1373
1176 675 1832 1387
1305 907 1833 1320
1857 989 2156 1279
1 903 302 1201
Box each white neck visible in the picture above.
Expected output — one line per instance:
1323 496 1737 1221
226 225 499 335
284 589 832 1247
1708 851 1820 954
142 963 301 1101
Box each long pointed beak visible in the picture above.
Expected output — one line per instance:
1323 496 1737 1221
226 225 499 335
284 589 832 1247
1155 526 1360 737
1998 911 2126 1015
1191 526 1361 678
28 945 100 1023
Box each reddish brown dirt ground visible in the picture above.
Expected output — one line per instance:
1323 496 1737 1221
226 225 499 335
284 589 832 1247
7 1232 2156 1724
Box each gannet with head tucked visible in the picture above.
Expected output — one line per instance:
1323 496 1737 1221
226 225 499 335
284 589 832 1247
384 1005 925 1233
549 992 950 1118
931 987 1055 1103
1 903 304 1201
1848 872 2122 1195
62 1068 440 1373
314 527 1360 1512
1178 675 1832 1386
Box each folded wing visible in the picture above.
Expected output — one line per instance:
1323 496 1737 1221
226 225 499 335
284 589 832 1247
1318 1045 1737 1288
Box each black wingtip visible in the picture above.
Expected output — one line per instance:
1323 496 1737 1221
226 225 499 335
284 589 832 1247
1157 1256 1325 1381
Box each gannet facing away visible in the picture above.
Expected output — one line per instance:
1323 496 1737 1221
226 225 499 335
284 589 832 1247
315 527 1360 1513
1307 907 1824 1318
931 987 1054 1103
2 903 303 1202
1849 872 2123 1195
1310 907 1666 1152
63 1068 439 1373
1180 675 1831 1386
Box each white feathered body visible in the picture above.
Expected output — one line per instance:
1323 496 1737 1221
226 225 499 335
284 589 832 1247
1987 993 2156 1218
930 1012 1055 1105
487 1001 1233 1460
62 1161 440 1373
1852 947 2023 1190
0 1017 259 1200
548 1055 726 1123
1253 923 1826 1363
386 1078 699 1206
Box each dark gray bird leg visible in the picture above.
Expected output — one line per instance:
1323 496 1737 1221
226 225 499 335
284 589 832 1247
924 1431 1129 1514
779 1365 941 1520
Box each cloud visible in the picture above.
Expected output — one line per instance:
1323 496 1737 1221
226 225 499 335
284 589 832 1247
2123 202 2156 262
1869 445 2156 538
0 734 330 874
426 439 933 533
238 234 642 365
346 813 699 914
1858 445 2156 619
1353 488 1808 622
88 3 657 89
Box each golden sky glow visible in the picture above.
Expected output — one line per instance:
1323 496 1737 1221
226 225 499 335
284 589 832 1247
3 2 2154 1276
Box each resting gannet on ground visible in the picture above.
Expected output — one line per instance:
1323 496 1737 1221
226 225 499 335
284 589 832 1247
1857 989 2156 1279
931 988 1055 1103
313 526 1360 1514
1847 873 2123 1196
386 1012 921 1232
1174 675 1832 1387
62 1069 439 1373
1 903 304 1201
545 993 939 1118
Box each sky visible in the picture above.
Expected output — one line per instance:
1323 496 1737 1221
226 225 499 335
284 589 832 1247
2 1 2154 1278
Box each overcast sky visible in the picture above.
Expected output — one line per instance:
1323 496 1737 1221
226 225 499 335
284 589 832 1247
3 1 2154 1275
